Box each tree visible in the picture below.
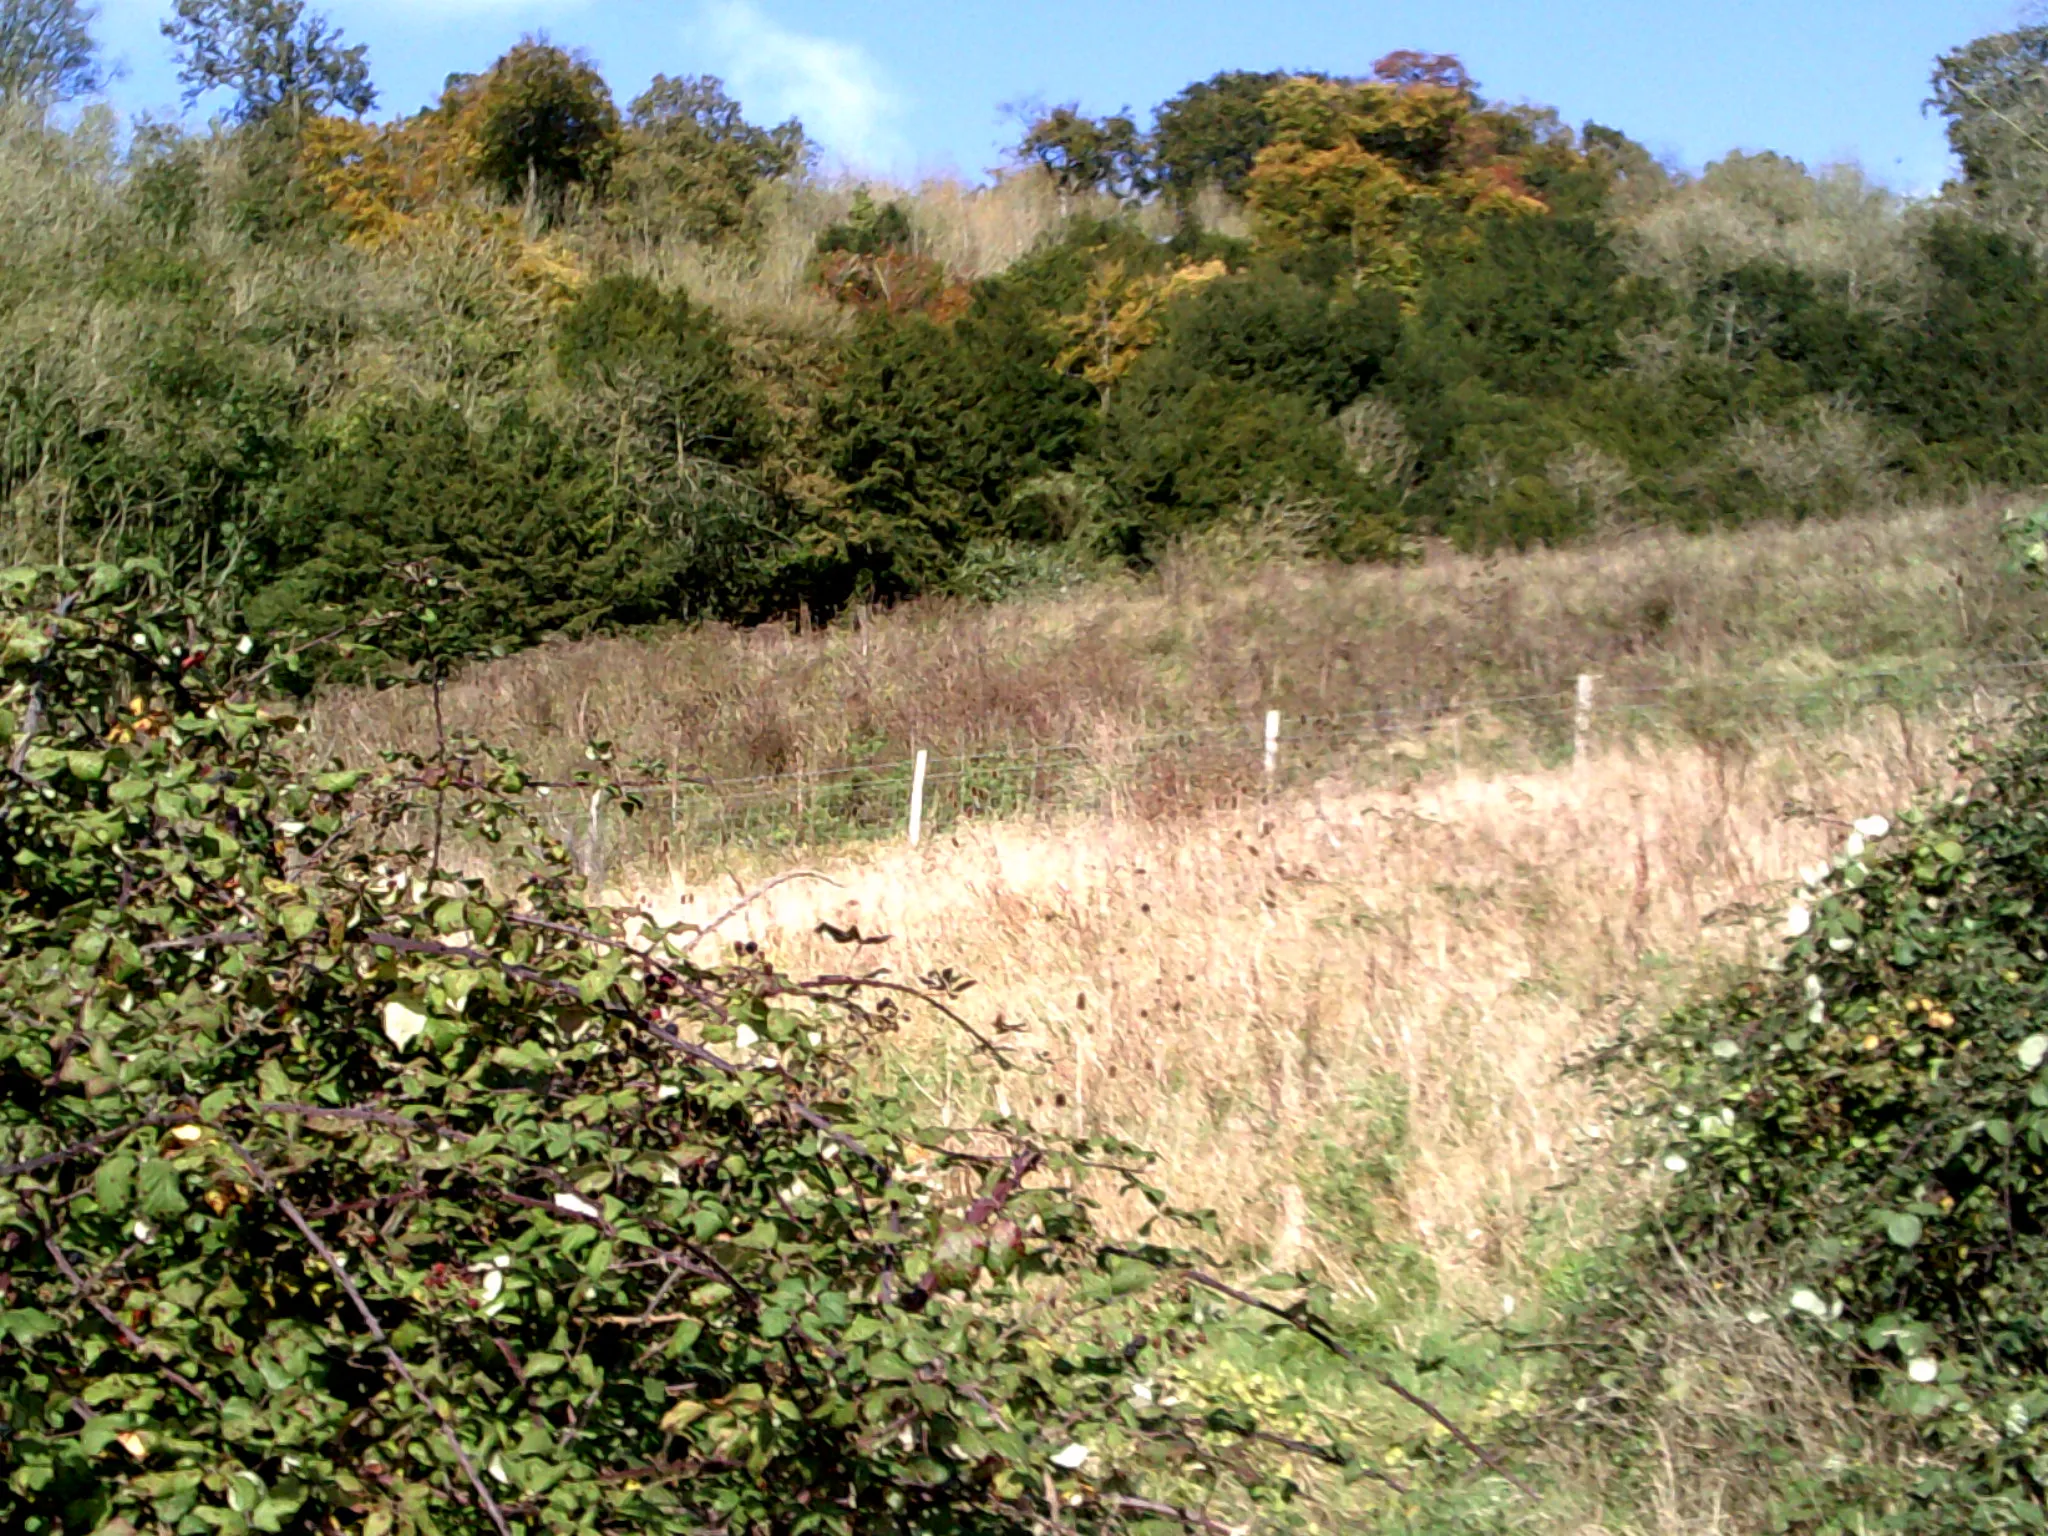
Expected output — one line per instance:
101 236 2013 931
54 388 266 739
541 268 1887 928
1012 104 1153 204
0 0 103 105
1370 50 1477 94
613 73 805 240
161 0 375 123
1929 25 2048 217
1150 70 1293 201
470 37 621 211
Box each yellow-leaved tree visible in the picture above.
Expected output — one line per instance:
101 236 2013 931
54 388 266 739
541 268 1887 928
1245 59 1555 286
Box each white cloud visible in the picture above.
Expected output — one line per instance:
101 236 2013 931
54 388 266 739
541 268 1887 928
694 1 905 172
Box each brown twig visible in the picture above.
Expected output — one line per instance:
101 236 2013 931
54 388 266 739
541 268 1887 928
682 870 841 954
43 1236 214 1407
0 1114 191 1180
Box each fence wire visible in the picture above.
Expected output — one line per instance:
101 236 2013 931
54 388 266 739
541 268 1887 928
551 655 2048 863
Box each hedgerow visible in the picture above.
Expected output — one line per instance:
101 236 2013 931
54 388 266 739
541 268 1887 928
0 564 1511 1534
1565 540 2048 1526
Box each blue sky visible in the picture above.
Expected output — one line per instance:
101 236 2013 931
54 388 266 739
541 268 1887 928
91 0 2017 192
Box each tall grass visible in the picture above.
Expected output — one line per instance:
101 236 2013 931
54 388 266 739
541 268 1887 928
304 501 2046 872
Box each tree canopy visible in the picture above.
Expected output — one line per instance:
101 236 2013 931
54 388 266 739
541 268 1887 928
0 0 103 105
161 0 374 123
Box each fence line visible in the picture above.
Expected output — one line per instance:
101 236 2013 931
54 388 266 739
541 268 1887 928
559 655 2048 859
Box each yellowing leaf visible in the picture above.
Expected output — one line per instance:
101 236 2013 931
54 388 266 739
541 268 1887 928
383 993 429 1049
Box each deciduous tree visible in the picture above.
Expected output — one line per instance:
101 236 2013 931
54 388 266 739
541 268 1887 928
0 0 103 105
1013 103 1153 205
161 0 374 123
470 37 621 213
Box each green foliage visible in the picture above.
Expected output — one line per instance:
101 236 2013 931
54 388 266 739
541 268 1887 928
1931 25 2048 199
614 73 804 242
470 39 621 210
161 0 375 123
815 187 915 258
1143 269 1401 412
1012 105 1153 203
1102 375 1401 561
1571 703 2048 1529
1883 218 2048 483
819 276 1100 598
248 402 694 659
1149 70 1294 200
0 0 103 105
0 565 1447 1534
1400 215 1659 398
553 273 765 467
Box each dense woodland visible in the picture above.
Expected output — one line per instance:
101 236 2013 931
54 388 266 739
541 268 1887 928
0 5 2037 660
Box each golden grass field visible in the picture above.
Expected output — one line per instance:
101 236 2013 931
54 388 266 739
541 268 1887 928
630 720 1967 1303
300 503 2031 1531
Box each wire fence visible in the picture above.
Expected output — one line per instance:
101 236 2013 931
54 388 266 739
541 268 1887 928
556 654 2048 870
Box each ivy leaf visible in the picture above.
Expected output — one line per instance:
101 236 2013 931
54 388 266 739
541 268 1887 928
1885 1213 1924 1249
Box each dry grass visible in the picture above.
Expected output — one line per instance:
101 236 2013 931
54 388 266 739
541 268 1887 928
303 501 2044 873
629 718 1963 1299
608 167 1211 337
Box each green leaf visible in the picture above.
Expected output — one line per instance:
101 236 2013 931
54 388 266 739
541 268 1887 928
280 905 322 943
0 1309 61 1345
137 1158 188 1218
94 1154 136 1214
1884 1213 1924 1249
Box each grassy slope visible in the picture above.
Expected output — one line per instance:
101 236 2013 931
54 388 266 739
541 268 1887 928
310 500 2043 872
306 502 2037 1531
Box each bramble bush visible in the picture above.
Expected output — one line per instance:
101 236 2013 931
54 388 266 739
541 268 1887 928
0 564 1499 1535
1568 653 2048 1527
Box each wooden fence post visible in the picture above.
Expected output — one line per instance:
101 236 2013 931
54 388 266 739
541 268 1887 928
1574 674 1597 772
909 749 929 847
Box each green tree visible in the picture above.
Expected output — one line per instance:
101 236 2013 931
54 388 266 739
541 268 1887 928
0 0 103 104
160 0 374 123
1930 24 2048 204
1012 103 1153 203
614 72 805 240
1141 268 1402 412
1150 69 1294 201
470 38 622 211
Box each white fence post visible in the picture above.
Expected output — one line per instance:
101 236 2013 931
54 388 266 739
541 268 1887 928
1264 710 1281 788
1574 674 1597 772
908 749 929 847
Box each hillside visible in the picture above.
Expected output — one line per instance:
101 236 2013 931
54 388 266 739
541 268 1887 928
6 6 2048 1534
306 500 2046 875
0 18 2041 668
